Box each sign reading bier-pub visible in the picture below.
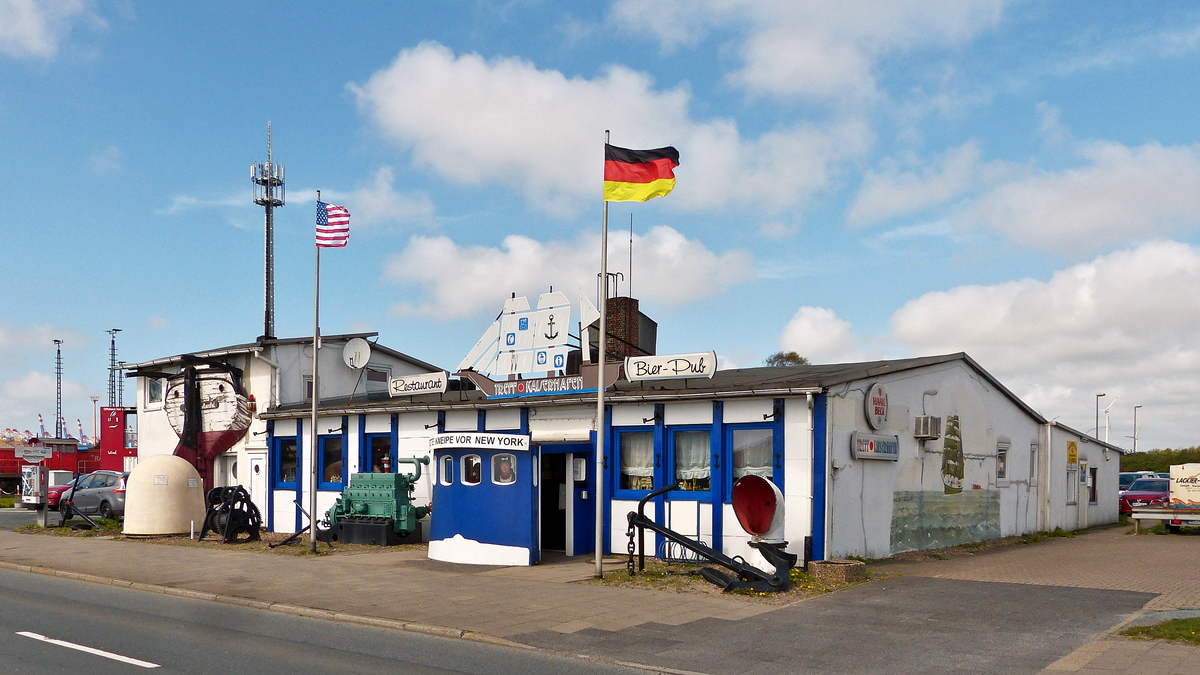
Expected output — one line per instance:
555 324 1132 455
624 351 717 382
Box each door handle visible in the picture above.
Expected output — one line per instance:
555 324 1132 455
775 452 781 468
655 454 660 468
714 454 720 469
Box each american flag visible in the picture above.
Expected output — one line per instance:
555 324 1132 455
316 201 350 248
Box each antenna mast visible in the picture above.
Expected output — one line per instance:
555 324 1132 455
105 329 121 406
253 122 286 339
53 339 63 438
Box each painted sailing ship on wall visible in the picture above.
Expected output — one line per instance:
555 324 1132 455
163 364 253 489
941 414 964 494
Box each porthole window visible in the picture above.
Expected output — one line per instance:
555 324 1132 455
492 453 517 485
462 454 482 486
439 455 453 486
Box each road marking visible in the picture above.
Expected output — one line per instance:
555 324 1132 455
16 631 160 669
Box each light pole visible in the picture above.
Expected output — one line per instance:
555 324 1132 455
1132 405 1142 452
1095 393 1105 441
90 396 100 443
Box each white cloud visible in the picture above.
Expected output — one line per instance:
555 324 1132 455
88 144 122 175
848 142 986 225
778 306 866 364
351 42 871 216
1036 102 1068 147
385 225 754 319
0 0 101 60
888 240 1200 449
611 0 1006 101
0 323 84 351
967 141 1200 251
147 315 169 331
338 167 435 229
156 193 245 216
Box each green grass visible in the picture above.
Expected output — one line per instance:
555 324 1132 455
1122 617 1200 644
0 497 14 509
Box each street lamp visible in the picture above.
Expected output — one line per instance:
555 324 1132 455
90 396 99 442
1095 393 1105 441
1132 405 1142 453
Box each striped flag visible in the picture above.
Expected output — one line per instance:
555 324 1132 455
603 144 679 202
316 201 350 248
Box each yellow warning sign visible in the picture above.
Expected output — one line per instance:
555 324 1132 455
1067 441 1078 465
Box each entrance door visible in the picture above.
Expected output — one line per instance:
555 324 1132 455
248 454 267 517
540 454 567 551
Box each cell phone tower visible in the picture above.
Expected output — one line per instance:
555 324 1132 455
106 328 121 406
252 122 285 339
53 339 63 438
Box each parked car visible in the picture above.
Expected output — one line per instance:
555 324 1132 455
1119 477 1170 514
1119 471 1155 493
61 471 129 520
46 477 78 511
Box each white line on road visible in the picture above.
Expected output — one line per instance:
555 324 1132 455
16 631 160 669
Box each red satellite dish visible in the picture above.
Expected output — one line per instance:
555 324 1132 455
731 475 779 537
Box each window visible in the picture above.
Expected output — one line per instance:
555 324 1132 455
1067 469 1078 505
275 438 298 486
147 378 164 405
732 429 773 480
366 435 391 473
492 453 517 485
319 436 344 489
673 430 710 492
573 457 587 482
439 455 453 485
1088 467 1098 503
619 431 654 491
462 454 482 486
1029 444 1039 486
996 443 1009 482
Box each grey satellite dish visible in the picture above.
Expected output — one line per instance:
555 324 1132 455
343 338 372 370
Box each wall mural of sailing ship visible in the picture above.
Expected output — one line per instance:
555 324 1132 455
163 362 253 491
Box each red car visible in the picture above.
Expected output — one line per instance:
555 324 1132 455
46 477 78 511
1119 477 1170 514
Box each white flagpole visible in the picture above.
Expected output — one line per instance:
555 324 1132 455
594 131 609 578
310 190 322 553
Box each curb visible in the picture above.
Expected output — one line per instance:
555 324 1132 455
0 560 531 651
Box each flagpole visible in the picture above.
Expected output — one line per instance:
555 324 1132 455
310 190 322 553
594 131 609 578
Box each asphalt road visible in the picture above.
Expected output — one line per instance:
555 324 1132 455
0 568 637 675
0 507 36 530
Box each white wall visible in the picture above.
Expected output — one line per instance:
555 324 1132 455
1044 426 1120 531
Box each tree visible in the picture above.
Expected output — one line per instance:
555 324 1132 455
764 351 809 367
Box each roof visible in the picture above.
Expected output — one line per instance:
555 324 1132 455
122 333 442 375
261 352 1049 423
1049 420 1126 454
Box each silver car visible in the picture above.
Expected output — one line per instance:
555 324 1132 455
61 471 129 520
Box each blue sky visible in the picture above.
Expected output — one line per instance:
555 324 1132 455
3 1 1200 449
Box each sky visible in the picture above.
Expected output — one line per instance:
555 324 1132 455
2 0 1198 450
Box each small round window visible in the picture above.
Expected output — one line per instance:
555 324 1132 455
461 455 482 486
492 454 517 485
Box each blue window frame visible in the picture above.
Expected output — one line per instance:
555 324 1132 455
666 426 713 501
613 427 656 499
317 435 345 490
273 436 299 489
362 433 393 473
723 422 783 501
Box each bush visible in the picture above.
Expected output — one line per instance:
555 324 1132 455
1122 447 1200 472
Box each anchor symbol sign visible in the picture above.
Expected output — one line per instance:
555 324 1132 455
543 314 559 341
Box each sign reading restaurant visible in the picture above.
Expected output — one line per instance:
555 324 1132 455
389 371 449 396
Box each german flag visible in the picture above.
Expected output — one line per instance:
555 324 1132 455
604 144 679 202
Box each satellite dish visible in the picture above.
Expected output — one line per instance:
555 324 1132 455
342 338 372 370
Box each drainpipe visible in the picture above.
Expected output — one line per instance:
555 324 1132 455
1040 421 1052 532
251 347 280 412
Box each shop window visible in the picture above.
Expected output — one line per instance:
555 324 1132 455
462 454 482 486
319 436 344 489
275 438 298 487
147 378 164 406
366 434 391 473
619 431 654 491
439 455 453 486
492 453 517 485
732 428 773 480
673 430 710 492
1088 467 1098 503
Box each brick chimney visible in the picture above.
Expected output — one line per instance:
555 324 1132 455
605 297 640 359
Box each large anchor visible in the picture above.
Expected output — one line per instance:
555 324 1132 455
626 476 797 593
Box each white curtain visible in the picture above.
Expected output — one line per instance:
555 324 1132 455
732 429 773 478
673 431 710 480
620 432 654 477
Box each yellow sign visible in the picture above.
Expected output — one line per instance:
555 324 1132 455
1067 441 1078 465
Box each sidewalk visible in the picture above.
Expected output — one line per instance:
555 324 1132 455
0 531 767 640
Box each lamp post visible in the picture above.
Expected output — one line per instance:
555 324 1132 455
1132 405 1142 453
90 396 99 442
1095 393 1105 441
